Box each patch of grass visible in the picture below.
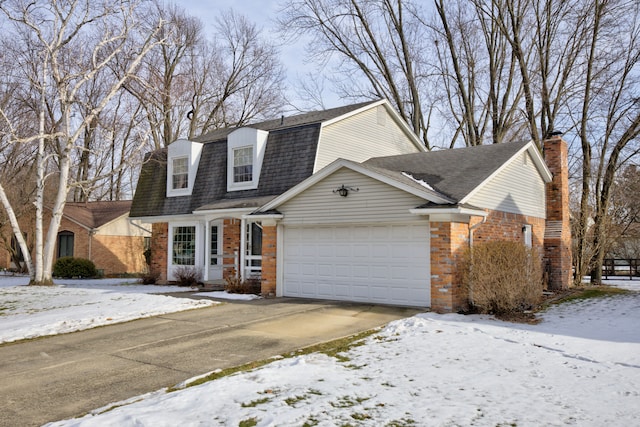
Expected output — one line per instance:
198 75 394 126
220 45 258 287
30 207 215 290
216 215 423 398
284 394 308 406
241 397 271 407
303 417 320 427
385 418 417 427
331 395 370 408
238 417 258 427
351 412 372 420
546 286 629 306
171 329 378 391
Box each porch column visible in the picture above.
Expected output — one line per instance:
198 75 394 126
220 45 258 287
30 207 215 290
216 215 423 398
203 220 211 282
261 220 278 297
240 217 246 281
430 222 470 313
150 222 168 284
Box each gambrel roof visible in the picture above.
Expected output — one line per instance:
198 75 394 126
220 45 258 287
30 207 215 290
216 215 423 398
130 99 424 219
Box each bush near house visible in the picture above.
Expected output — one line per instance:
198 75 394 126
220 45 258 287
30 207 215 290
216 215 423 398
53 257 98 278
460 241 543 315
174 266 203 287
224 276 261 295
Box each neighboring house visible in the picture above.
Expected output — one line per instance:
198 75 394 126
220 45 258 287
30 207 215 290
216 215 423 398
55 201 151 276
130 99 571 313
0 201 151 276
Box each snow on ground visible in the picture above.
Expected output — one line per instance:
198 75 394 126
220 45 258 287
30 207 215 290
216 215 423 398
44 278 640 427
0 274 220 343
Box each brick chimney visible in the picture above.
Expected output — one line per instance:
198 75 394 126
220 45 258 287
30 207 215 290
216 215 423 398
543 134 572 290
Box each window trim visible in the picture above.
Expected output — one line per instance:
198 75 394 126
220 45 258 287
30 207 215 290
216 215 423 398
171 156 189 191
232 146 254 184
171 225 197 266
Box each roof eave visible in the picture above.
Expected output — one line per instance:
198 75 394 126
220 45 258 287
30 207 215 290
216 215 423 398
410 207 488 217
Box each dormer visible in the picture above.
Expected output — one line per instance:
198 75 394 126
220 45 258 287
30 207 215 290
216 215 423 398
227 127 269 191
166 139 203 197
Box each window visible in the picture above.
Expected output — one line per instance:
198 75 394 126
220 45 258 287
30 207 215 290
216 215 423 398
172 157 188 190
210 225 219 266
233 146 253 183
172 226 196 265
58 231 74 258
522 224 532 248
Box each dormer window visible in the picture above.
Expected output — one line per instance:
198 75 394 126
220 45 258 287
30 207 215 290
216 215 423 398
233 146 253 183
227 128 269 191
166 139 203 197
172 157 189 190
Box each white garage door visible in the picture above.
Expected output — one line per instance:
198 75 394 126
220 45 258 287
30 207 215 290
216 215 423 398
283 224 430 307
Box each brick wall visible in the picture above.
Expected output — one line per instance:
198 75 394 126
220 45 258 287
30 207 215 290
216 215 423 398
430 211 546 313
543 136 572 289
430 222 470 313
92 235 147 276
222 219 240 280
150 222 168 283
261 224 277 296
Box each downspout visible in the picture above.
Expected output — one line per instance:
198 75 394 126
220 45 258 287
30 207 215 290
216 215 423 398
468 215 487 248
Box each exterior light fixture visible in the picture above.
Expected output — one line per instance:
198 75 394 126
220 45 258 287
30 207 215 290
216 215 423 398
333 185 359 197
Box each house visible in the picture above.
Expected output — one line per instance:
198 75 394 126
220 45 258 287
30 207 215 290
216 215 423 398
0 200 151 276
54 201 151 276
130 99 571 312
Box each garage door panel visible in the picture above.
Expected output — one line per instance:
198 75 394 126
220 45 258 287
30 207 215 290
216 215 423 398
283 224 430 307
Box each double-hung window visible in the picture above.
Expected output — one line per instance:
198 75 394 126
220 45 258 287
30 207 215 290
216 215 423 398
172 157 189 190
233 147 253 183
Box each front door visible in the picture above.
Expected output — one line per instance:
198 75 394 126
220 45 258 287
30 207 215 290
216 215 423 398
208 221 223 280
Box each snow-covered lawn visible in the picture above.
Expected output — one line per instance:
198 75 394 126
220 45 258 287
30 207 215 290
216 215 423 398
40 278 640 427
0 274 260 344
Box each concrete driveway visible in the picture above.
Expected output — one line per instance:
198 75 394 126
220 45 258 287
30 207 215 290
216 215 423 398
0 297 423 427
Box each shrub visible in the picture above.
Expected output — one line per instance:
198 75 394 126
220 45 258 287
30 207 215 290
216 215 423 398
53 257 98 278
224 276 261 295
140 270 160 285
174 266 202 287
459 241 543 315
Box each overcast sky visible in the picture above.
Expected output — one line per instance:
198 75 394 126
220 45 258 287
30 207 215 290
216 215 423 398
172 0 341 110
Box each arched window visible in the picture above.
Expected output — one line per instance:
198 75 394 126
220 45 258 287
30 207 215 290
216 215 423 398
58 231 74 258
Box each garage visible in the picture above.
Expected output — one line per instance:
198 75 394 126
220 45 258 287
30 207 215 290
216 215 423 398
282 223 430 307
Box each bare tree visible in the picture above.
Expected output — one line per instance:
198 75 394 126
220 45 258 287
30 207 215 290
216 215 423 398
0 0 164 285
278 0 433 148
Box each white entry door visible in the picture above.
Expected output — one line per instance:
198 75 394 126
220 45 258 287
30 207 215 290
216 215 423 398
208 221 223 280
282 223 430 307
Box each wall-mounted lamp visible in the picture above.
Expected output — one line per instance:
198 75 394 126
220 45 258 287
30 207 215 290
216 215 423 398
333 184 359 197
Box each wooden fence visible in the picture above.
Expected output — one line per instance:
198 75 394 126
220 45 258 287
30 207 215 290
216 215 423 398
603 259 639 280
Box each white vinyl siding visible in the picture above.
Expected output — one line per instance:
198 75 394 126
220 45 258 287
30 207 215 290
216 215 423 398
315 106 422 172
467 151 546 218
280 169 427 225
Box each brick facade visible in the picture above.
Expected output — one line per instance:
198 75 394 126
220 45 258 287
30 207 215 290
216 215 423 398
430 211 546 313
260 224 277 297
543 136 572 289
430 221 470 313
1 212 148 276
222 219 241 280
150 222 168 283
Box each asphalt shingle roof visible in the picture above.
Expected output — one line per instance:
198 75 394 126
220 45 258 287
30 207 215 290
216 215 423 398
63 201 133 229
364 141 530 202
